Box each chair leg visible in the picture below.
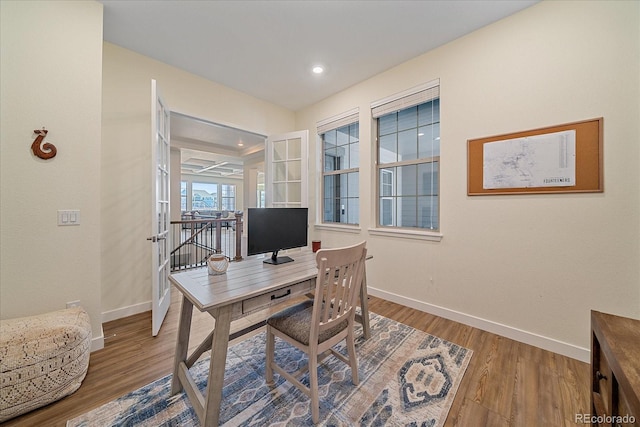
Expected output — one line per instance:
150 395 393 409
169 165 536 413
347 329 359 385
309 353 320 423
265 326 275 386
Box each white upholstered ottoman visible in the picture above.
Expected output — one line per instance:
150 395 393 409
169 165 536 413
0 307 91 422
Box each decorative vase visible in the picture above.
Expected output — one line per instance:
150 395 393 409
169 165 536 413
207 253 229 275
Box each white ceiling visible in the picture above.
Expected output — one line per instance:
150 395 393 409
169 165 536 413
101 0 538 111
100 0 539 175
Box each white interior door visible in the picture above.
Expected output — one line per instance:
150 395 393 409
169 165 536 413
265 130 308 208
149 79 171 336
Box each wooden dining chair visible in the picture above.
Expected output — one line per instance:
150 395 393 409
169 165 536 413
265 241 367 423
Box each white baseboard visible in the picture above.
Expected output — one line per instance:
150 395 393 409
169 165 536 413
101 301 151 323
368 287 590 363
91 329 105 352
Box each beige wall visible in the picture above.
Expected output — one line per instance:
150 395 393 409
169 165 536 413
101 43 295 320
296 0 640 360
1 0 637 361
0 1 104 347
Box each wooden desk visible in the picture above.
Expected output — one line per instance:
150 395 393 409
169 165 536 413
169 250 371 427
591 311 640 427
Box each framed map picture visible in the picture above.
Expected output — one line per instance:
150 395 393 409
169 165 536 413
467 118 603 195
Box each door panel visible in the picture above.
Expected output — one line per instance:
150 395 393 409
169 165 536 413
266 131 308 208
150 79 171 336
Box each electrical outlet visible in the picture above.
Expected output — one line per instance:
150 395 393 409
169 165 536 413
66 300 81 308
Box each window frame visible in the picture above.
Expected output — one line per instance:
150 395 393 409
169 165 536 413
370 80 443 241
317 108 361 228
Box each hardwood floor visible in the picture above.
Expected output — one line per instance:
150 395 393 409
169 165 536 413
3 289 590 426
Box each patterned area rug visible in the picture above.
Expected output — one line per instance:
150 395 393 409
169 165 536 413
68 313 472 426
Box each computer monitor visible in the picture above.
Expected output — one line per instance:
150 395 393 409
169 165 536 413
247 207 309 264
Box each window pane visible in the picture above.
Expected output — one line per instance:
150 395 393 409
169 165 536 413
324 147 337 172
398 106 417 131
273 140 286 161
398 129 417 161
349 141 359 168
399 164 417 196
336 125 349 145
273 183 286 203
399 196 417 228
287 160 301 180
323 198 334 222
288 138 301 159
350 122 359 142
336 145 349 171
380 198 395 226
181 181 187 211
347 198 359 225
274 162 286 181
379 113 397 136
323 175 335 199
418 99 440 126
418 162 439 196
418 195 439 229
418 123 440 159
379 134 397 164
380 168 394 197
339 173 348 198
347 172 359 198
287 182 301 202
324 129 336 146
192 182 217 210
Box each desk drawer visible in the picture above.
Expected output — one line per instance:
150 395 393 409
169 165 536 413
243 279 313 314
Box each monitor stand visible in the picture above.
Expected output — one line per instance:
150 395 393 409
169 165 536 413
263 250 294 265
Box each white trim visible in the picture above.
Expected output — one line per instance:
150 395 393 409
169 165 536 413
368 287 590 362
370 78 440 109
314 223 362 234
102 300 152 323
316 107 359 132
368 227 443 242
90 328 104 352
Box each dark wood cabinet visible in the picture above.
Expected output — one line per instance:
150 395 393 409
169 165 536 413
591 310 640 427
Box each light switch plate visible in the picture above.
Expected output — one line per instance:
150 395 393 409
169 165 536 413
58 210 80 226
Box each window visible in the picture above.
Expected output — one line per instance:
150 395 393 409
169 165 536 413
373 81 440 230
190 182 236 212
318 109 360 225
221 184 236 211
191 182 219 210
257 171 266 208
180 181 187 212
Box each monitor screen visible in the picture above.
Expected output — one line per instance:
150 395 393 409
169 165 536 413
247 208 308 264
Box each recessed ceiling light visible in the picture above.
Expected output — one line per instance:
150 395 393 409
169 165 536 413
312 65 324 74
238 142 244 147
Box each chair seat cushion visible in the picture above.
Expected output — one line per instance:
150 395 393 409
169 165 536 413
267 300 348 346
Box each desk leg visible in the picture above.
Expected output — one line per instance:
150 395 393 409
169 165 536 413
171 295 193 394
358 269 371 339
202 305 232 427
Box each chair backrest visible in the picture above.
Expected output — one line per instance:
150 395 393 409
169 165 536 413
311 241 367 340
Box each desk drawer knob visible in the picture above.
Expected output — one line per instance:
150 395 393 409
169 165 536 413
596 370 607 381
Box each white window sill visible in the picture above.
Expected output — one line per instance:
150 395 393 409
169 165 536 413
367 227 443 242
314 223 362 234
